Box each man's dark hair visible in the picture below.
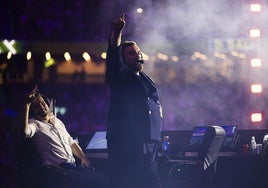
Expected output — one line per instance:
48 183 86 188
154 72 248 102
29 93 52 117
121 41 136 50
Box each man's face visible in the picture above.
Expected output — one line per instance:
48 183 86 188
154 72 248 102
31 95 50 119
122 44 143 72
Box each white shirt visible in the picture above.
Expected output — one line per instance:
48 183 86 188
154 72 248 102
26 116 76 166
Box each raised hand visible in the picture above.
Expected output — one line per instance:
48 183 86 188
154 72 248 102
112 13 125 33
26 85 39 104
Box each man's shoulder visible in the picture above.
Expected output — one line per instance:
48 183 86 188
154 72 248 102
29 118 41 125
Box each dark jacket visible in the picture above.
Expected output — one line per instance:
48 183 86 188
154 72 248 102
105 42 163 142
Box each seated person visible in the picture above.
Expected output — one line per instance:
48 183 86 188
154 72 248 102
23 86 108 188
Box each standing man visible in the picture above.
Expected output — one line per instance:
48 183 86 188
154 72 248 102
106 14 164 188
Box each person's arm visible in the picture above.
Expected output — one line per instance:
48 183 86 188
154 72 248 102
110 13 125 47
24 86 38 137
24 103 31 136
106 14 128 83
71 142 91 168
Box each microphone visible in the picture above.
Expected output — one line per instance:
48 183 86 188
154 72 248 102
138 59 144 64
138 52 144 64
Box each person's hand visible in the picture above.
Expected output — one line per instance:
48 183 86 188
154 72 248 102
26 85 39 105
81 157 90 168
81 157 95 171
112 13 125 33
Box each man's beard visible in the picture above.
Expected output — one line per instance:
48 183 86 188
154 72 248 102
34 109 48 121
133 63 143 72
